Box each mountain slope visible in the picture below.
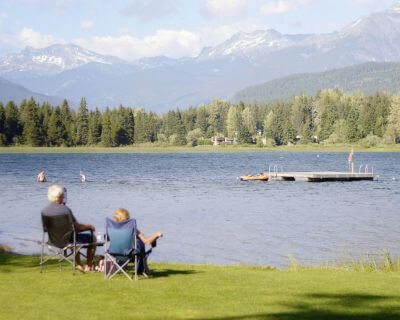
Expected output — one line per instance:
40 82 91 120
0 77 63 105
234 62 400 102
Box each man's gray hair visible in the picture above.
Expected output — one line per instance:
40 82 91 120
47 185 65 202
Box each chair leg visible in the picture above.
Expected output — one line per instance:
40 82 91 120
40 233 45 273
134 256 138 281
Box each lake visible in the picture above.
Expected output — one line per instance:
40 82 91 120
0 152 399 267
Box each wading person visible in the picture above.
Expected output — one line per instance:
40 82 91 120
41 185 96 272
37 169 47 182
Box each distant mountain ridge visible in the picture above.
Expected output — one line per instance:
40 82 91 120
234 62 400 102
1 3 400 111
0 77 63 105
0 44 125 78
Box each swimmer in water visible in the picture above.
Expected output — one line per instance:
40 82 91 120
80 170 87 182
37 169 47 183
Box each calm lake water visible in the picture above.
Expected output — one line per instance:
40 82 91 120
0 152 399 267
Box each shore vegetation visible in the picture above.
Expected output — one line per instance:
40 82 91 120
0 90 400 150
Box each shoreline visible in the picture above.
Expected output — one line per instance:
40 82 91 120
1 144 400 153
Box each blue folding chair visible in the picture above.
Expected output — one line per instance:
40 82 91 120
104 218 140 281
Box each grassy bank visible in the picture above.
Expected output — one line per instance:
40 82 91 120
1 254 399 320
1 144 400 153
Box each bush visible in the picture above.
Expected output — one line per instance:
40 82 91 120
360 133 383 148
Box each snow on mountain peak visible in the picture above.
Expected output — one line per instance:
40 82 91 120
0 43 123 75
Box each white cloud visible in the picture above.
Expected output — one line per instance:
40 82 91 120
202 0 249 18
7 0 79 9
120 0 180 21
261 0 312 15
17 27 58 48
81 20 95 30
200 21 267 46
75 29 202 60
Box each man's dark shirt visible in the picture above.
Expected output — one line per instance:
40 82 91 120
41 202 77 223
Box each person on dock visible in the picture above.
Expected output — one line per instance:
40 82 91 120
79 170 87 183
41 185 96 272
348 148 355 173
37 169 47 183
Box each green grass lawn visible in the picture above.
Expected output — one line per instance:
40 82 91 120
1 144 400 153
1 254 399 320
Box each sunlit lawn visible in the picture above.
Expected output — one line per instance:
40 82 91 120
1 254 399 320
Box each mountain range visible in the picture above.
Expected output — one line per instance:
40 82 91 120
234 62 400 102
1 3 400 111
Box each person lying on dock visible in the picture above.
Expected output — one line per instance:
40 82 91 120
41 185 96 272
37 169 47 183
113 208 162 275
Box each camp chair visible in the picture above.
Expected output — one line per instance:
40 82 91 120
40 214 93 274
104 218 141 281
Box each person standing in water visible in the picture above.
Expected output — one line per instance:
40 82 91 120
79 170 86 182
348 148 355 173
37 169 47 182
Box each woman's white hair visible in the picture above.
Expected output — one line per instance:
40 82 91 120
47 185 65 202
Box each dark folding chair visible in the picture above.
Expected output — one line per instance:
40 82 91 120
104 218 141 281
40 214 93 274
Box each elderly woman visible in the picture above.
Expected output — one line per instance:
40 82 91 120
113 208 162 274
41 185 96 272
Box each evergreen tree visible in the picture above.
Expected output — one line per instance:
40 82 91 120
226 106 242 138
0 103 5 145
134 109 146 143
38 102 52 145
60 99 74 146
196 106 208 135
75 98 89 145
4 101 20 145
174 111 187 145
88 108 102 145
300 118 313 144
47 106 68 146
101 109 113 147
385 94 400 143
21 98 42 146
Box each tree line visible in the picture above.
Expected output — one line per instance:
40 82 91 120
0 90 399 147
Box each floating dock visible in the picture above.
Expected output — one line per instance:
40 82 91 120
266 172 378 182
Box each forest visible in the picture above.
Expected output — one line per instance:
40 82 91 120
0 89 399 148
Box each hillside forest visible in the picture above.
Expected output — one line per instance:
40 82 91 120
0 89 400 148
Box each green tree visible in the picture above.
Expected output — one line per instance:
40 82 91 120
20 98 42 146
385 94 400 144
60 99 74 146
0 103 5 145
196 105 208 135
75 98 89 145
4 101 20 145
101 109 113 147
47 106 68 146
226 106 242 139
87 108 102 145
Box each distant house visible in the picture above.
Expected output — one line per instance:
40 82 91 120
211 136 237 146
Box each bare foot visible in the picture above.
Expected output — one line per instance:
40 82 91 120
76 265 86 273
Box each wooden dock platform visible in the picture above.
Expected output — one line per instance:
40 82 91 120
266 172 378 182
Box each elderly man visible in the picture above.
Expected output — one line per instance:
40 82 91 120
41 185 96 272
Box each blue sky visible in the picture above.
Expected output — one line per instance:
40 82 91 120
0 0 398 60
